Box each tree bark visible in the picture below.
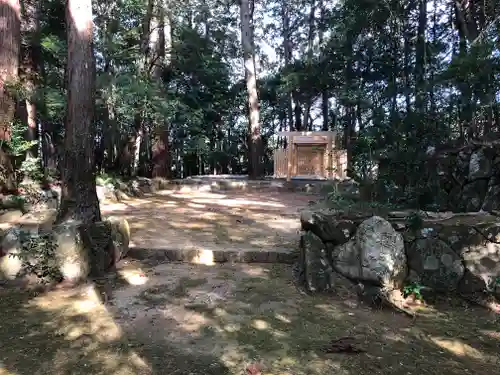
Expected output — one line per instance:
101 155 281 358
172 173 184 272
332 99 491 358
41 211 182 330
302 0 316 130
240 0 261 178
415 0 427 117
281 2 294 131
0 0 21 191
20 0 41 158
151 1 171 178
56 0 101 224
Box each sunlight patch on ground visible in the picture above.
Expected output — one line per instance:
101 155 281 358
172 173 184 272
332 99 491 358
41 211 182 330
480 329 500 339
187 202 206 209
430 337 486 359
189 249 216 265
383 332 407 343
275 313 292 324
191 197 285 209
0 369 18 375
162 190 228 200
24 286 152 374
168 221 213 230
100 189 309 254
118 268 149 285
313 303 345 318
160 308 211 333
252 319 269 330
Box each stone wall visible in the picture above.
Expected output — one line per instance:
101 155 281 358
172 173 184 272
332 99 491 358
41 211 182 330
299 208 500 305
428 143 500 212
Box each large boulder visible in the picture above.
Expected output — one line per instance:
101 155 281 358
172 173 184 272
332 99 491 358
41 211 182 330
298 231 334 292
106 216 131 262
406 237 464 292
468 148 493 180
135 177 155 193
331 216 407 289
461 180 488 212
300 209 356 245
481 176 500 211
406 214 500 297
0 225 58 281
152 177 170 191
0 226 26 279
0 219 125 284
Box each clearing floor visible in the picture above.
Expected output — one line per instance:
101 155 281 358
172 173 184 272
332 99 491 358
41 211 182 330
101 189 315 261
0 262 499 375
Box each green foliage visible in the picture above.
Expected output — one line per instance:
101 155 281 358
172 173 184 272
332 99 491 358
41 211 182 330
318 183 337 195
5 121 38 157
405 211 424 232
18 158 44 182
7 195 27 209
11 231 62 282
12 0 500 185
322 191 398 217
403 281 424 300
96 172 121 187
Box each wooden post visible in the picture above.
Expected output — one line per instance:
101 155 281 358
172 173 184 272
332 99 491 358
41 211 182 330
286 135 293 181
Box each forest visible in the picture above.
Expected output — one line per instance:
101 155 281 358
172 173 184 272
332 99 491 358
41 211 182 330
1 1 500 373
0 0 499 213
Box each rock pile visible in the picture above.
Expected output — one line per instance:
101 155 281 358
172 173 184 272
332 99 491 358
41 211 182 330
96 177 170 203
298 208 500 305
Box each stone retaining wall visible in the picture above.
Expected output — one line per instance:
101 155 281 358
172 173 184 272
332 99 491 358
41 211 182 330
425 143 500 212
300 208 500 303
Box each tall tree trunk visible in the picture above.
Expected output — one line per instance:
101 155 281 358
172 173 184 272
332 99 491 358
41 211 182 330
403 16 412 114
20 0 40 158
415 0 427 118
118 0 153 176
343 38 355 173
302 0 316 130
56 0 100 224
0 0 20 192
454 3 473 140
151 2 171 178
240 0 261 178
281 2 293 131
319 1 329 130
101 0 119 171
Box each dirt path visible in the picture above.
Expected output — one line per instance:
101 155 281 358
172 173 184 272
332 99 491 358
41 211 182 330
0 262 498 375
101 189 315 259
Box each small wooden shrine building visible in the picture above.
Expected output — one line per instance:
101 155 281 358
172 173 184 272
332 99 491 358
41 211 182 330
273 131 347 181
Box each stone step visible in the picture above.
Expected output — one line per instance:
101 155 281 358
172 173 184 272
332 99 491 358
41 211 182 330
126 246 297 265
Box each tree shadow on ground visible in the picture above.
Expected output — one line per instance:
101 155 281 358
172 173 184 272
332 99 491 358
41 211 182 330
102 189 305 254
188 264 500 375
86 261 500 375
0 283 231 375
